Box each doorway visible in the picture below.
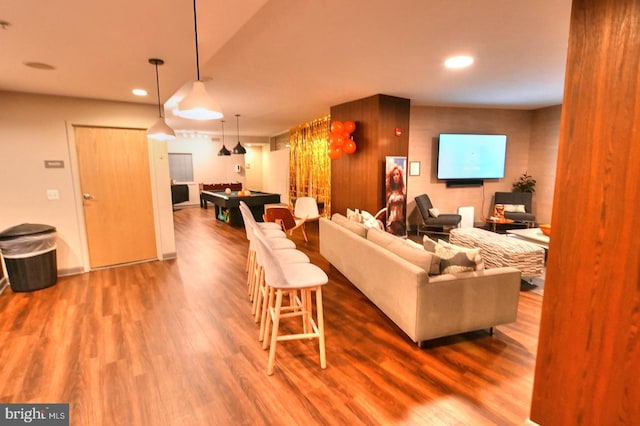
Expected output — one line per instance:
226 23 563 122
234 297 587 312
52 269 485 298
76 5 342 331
74 126 157 268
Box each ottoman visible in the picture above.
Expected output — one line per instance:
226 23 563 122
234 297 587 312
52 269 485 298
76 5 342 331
449 227 545 277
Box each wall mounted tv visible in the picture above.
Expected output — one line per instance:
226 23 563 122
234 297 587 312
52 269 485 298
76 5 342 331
437 133 507 185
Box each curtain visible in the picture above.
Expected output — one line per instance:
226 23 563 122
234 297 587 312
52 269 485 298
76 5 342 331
289 116 331 216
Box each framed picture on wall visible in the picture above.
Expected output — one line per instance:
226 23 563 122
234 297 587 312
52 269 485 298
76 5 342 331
409 161 421 176
385 156 407 237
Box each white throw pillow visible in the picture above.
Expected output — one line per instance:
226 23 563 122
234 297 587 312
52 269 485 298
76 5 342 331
360 210 383 230
422 235 438 252
435 240 484 274
428 207 440 218
346 208 362 223
503 204 526 213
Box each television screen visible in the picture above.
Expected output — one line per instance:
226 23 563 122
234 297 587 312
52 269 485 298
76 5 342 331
437 133 507 180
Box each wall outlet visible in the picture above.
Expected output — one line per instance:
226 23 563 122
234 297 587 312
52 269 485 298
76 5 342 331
47 189 59 200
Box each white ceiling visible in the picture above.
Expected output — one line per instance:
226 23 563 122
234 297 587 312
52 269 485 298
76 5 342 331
1 0 572 137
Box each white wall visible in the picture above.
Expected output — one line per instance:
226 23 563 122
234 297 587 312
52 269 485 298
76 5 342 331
167 135 270 206
263 148 290 205
0 91 175 275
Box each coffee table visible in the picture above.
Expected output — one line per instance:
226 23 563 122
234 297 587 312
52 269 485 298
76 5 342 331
483 217 514 232
506 227 549 249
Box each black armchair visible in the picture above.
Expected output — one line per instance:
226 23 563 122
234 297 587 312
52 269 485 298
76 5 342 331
414 194 462 236
494 192 535 224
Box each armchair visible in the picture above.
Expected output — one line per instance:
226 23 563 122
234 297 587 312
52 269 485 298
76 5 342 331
414 194 462 236
264 206 308 241
494 192 535 225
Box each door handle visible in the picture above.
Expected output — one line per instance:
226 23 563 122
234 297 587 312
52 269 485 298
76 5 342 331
83 193 94 200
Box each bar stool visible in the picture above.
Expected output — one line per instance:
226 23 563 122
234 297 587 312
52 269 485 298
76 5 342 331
239 202 292 299
250 226 309 341
253 229 328 375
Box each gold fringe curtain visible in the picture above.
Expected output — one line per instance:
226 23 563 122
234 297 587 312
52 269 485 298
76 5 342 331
289 116 331 216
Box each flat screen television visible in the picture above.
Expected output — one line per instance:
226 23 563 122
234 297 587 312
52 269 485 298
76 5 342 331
437 133 507 181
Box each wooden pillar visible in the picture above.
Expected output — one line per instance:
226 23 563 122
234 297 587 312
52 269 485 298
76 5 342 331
530 0 640 424
330 94 410 216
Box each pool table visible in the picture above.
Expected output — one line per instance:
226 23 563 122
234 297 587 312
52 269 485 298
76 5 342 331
200 190 281 227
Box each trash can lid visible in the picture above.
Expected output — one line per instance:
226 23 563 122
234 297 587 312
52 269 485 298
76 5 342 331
0 223 57 240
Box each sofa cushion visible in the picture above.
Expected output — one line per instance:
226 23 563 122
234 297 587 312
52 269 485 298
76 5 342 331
435 240 484 274
331 213 367 238
367 228 440 275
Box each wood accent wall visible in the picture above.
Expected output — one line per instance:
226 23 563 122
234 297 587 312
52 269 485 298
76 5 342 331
330 94 410 216
530 0 640 424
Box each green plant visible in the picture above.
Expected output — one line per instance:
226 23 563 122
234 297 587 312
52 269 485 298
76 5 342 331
512 171 536 192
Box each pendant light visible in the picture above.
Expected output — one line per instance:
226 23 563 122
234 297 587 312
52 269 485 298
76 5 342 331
146 58 176 140
233 114 247 154
218 120 231 156
176 0 224 120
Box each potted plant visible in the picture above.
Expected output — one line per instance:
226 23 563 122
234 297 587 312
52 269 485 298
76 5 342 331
512 171 536 192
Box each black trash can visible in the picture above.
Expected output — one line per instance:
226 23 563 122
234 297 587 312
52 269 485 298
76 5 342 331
0 223 58 292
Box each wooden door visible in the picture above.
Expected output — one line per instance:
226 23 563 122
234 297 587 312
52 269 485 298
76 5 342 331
75 126 157 268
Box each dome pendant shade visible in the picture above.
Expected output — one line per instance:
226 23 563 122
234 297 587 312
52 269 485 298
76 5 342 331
217 119 231 156
232 142 246 154
232 114 247 154
147 117 176 140
176 81 224 120
147 58 176 140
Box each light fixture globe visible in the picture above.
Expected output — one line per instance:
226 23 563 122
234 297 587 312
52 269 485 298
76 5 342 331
146 58 176 140
176 81 223 120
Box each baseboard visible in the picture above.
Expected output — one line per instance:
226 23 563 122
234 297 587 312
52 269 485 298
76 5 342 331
525 418 541 426
58 267 84 276
163 252 177 260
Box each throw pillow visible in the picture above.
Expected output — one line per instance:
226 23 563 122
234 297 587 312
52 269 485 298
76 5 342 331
346 208 362 223
435 240 484 274
428 207 440 217
503 204 526 213
422 235 437 252
360 210 383 230
403 239 441 275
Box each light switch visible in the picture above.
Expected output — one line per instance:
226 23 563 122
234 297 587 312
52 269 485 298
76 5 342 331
47 189 59 200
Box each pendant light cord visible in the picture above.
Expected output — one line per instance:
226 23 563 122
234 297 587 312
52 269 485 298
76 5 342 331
154 62 163 118
236 114 240 141
192 0 200 81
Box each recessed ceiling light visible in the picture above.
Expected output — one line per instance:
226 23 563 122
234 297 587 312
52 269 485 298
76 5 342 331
444 55 474 69
132 89 148 96
24 62 56 70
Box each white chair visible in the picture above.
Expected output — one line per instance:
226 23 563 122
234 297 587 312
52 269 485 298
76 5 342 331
294 197 321 222
253 228 328 375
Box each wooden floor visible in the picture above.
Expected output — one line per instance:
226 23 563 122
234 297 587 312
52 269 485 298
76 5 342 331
0 207 542 425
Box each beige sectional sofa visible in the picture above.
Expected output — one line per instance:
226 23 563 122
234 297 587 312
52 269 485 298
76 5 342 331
319 214 521 344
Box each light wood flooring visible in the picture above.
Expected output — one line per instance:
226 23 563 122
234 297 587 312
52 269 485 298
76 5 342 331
0 206 542 425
